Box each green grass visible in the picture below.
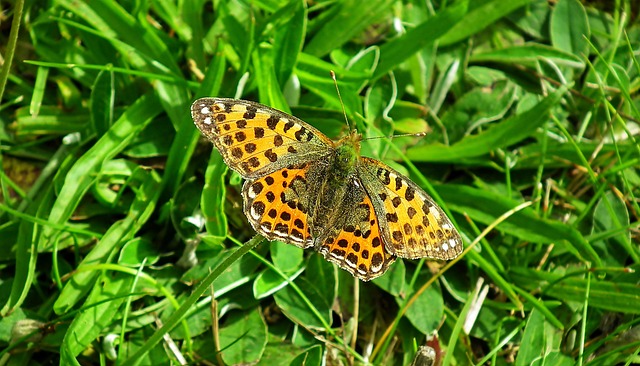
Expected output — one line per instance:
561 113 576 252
1 0 639 365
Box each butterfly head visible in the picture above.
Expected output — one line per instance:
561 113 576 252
333 130 361 173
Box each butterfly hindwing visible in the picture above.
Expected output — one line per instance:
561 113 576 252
316 178 395 281
242 162 316 249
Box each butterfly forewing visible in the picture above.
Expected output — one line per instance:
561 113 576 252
358 158 463 260
191 98 333 178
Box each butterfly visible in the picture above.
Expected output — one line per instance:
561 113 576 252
191 98 462 281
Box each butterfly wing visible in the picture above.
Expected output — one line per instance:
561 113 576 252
358 158 462 260
316 177 396 281
191 98 334 179
243 161 327 249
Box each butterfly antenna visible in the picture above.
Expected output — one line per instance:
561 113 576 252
362 131 427 141
330 71 352 131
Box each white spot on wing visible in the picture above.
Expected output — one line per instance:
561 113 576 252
290 235 304 243
345 255 357 267
201 107 210 114
274 228 288 237
449 239 457 248
371 262 382 272
442 243 449 251
247 187 257 199
250 206 261 220
204 117 212 125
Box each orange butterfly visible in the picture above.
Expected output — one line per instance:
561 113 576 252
192 98 462 281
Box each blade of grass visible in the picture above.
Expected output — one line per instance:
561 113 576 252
374 2 466 80
0 0 24 103
40 93 160 253
304 0 394 57
406 87 567 162
119 236 265 366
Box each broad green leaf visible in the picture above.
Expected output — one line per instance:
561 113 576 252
372 258 405 296
253 266 303 300
550 0 590 58
295 53 364 118
304 254 337 305
532 352 574 366
219 307 268 365
507 0 550 39
61 272 134 357
274 275 332 330
290 344 323 366
171 177 203 242
515 308 564 366
0 304 27 343
401 274 444 334
271 240 304 273
428 82 517 145
123 116 175 158
591 191 635 265
183 250 262 297
470 306 521 341
118 238 161 266
258 343 307 365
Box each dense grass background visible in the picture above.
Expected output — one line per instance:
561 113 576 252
1 0 639 365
